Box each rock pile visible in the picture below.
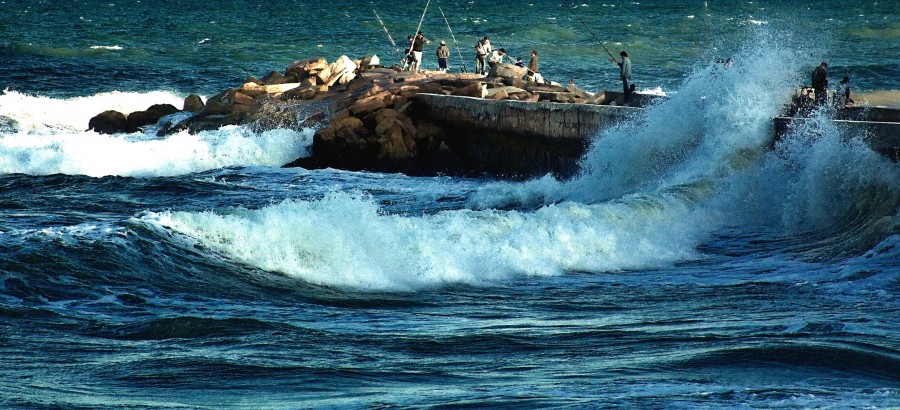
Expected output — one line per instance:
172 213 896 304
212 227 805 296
87 55 609 175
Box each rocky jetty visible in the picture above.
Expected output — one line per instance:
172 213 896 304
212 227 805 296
89 55 640 177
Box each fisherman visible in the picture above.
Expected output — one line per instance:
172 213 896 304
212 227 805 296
514 57 525 68
610 50 632 104
527 49 543 84
488 48 507 70
474 37 490 75
837 76 854 107
402 35 414 70
410 32 430 74
436 40 450 73
811 61 828 106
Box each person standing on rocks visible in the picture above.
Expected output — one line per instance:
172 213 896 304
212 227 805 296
527 49 543 83
610 50 632 104
411 32 430 74
811 61 829 106
475 37 491 75
436 40 450 73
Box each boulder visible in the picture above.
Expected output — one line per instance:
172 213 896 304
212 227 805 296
360 55 380 67
260 70 290 85
88 110 128 134
485 86 527 99
486 89 509 100
376 119 416 160
349 98 386 117
285 57 328 79
488 63 528 79
232 91 257 106
242 82 302 94
279 85 318 101
126 104 179 131
451 82 487 98
312 116 373 168
315 65 333 85
182 94 204 112
198 99 231 116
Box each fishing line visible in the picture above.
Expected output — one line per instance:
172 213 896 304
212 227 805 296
373 10 402 57
439 6 468 73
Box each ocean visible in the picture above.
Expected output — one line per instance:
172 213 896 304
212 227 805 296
1 0 899 408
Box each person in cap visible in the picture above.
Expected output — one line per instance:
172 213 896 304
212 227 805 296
610 50 632 104
436 40 450 73
411 31 430 74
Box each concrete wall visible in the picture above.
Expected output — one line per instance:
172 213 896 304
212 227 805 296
412 94 639 178
773 117 900 160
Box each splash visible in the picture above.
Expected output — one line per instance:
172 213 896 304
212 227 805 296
471 32 808 208
0 126 313 177
0 89 188 132
147 191 705 291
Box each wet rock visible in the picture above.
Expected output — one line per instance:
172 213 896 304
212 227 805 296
182 94 204 112
126 104 179 131
88 110 128 134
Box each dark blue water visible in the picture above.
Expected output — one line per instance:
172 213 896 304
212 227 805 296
1 1 899 408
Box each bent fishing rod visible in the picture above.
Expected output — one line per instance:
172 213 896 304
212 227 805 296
572 14 616 61
439 6 468 73
410 0 432 52
373 10 402 57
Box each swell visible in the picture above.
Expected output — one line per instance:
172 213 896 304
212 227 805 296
677 341 900 383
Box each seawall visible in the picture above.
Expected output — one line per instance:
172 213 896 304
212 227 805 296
410 93 640 178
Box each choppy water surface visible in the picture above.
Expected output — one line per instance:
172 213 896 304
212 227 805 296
1 0 899 408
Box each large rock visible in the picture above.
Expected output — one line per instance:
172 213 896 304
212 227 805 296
312 116 375 169
285 58 328 80
88 110 128 134
488 63 527 80
126 104 179 131
182 94 204 112
259 70 292 85
451 82 487 98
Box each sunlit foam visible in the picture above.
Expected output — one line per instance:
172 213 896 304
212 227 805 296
0 126 313 177
0 89 188 132
146 191 706 291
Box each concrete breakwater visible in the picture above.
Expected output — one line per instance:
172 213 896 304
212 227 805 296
86 55 899 180
409 94 639 178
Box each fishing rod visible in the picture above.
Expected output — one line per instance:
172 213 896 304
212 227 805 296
439 6 468 73
373 10 402 56
826 31 853 66
572 14 616 61
410 0 432 52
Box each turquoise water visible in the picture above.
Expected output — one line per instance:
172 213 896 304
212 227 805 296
2 0 897 96
1 1 899 408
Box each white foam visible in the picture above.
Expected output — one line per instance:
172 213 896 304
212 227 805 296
146 190 704 291
0 126 313 177
0 89 188 132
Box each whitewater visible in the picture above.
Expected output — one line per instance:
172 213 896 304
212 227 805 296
1 3 899 407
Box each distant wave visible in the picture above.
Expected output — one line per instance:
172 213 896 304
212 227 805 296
89 45 123 51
